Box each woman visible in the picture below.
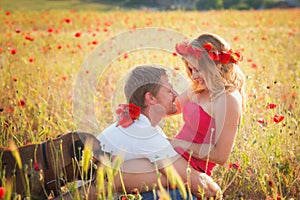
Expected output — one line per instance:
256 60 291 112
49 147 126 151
108 33 245 199
170 32 245 175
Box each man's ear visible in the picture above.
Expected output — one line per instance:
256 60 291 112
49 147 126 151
145 92 156 105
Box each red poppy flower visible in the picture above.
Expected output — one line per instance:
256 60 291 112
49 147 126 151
128 104 141 120
276 194 281 200
77 44 82 49
10 49 17 55
116 114 133 128
187 45 202 59
257 118 267 126
116 104 141 128
230 51 243 63
220 51 231 64
64 18 72 23
228 162 241 172
246 58 252 62
0 187 5 198
29 58 34 63
6 11 10 16
191 48 202 59
203 42 213 51
251 63 258 69
18 100 25 107
233 36 239 41
34 162 39 171
266 103 276 109
272 115 284 123
74 32 81 37
232 162 241 172
25 36 34 41
208 51 219 61
175 42 188 55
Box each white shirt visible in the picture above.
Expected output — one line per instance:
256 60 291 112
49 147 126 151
97 114 178 162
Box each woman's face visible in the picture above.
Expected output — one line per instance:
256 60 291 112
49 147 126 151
187 61 207 89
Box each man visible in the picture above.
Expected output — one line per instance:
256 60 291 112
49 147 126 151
97 65 221 199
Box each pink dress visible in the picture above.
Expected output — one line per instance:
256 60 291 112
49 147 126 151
175 101 216 176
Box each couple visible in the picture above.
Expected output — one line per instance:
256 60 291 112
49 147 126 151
97 32 245 199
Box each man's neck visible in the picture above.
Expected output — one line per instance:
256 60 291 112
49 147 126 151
142 109 164 127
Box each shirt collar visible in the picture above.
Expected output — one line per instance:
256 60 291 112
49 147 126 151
136 114 152 126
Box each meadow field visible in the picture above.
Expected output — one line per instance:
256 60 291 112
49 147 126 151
0 0 299 199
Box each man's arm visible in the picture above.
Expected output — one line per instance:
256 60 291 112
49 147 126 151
113 158 168 193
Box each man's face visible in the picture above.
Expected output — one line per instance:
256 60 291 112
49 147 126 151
154 75 178 115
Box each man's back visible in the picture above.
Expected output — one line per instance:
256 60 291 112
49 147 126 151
97 114 178 162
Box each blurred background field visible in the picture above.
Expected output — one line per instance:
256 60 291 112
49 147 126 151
0 0 299 199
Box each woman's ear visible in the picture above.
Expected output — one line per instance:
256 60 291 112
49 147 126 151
145 92 156 105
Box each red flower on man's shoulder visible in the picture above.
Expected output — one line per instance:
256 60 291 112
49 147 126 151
128 103 141 120
116 104 141 128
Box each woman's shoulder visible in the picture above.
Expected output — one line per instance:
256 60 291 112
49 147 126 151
214 90 242 113
225 90 242 113
226 90 242 104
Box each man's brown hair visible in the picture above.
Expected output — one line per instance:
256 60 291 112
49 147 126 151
124 65 167 109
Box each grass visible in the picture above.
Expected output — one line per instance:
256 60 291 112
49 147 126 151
0 0 299 199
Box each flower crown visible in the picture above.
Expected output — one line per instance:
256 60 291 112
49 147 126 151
175 41 243 64
116 103 141 128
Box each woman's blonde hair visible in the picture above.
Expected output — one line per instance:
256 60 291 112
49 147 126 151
184 33 245 108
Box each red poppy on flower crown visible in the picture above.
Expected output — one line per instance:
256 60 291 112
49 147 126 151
203 42 243 64
175 41 202 59
202 42 243 64
116 103 141 128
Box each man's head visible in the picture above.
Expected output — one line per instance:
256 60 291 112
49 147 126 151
124 65 178 117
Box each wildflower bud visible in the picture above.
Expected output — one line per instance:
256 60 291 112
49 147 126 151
186 167 191 174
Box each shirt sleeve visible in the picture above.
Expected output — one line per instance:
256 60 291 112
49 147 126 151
145 134 178 163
